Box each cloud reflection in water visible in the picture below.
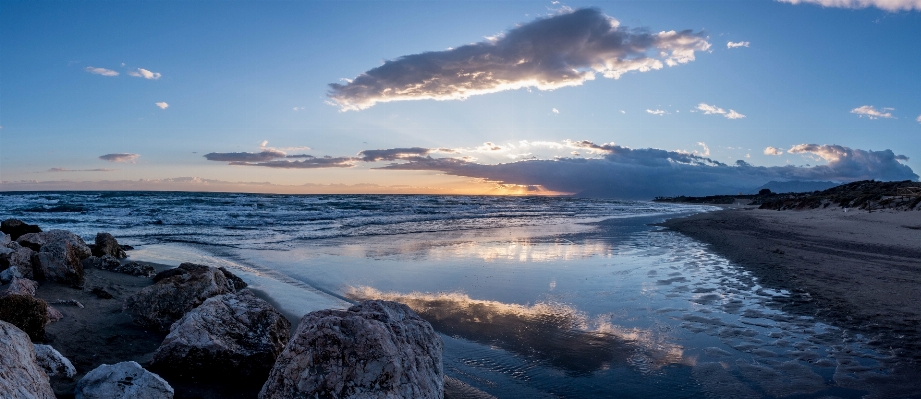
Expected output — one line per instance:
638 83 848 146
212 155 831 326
347 287 686 375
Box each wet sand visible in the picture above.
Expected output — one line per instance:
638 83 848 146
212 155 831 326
659 206 921 364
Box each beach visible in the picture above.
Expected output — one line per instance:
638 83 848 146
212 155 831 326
660 206 921 363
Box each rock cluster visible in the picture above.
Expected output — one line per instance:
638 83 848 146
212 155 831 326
16 230 92 286
0 219 42 240
123 263 242 332
90 255 155 277
260 300 444 399
75 361 173 399
151 290 291 380
0 320 56 399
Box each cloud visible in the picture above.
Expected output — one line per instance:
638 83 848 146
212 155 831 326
697 103 746 119
552 108 560 114
647 109 668 116
371 141 916 198
328 8 710 110
764 146 784 156
155 102 169 109
727 41 750 49
357 147 437 161
850 105 893 119
85 67 119 77
47 168 115 172
917 114 921 123
98 153 140 163
128 68 161 80
229 156 355 169
777 0 921 11
203 149 287 162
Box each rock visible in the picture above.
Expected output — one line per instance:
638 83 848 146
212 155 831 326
1 277 39 297
91 254 121 271
33 242 85 286
0 294 50 341
75 361 174 399
152 268 187 283
91 287 114 299
1 242 36 279
219 267 248 290
1 265 24 284
46 306 63 323
151 290 290 380
0 320 55 398
115 262 155 278
93 233 127 259
1 233 11 247
18 230 92 259
1 219 42 241
123 263 238 332
33 344 76 378
259 300 444 399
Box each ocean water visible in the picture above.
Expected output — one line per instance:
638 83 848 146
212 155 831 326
1 191 916 398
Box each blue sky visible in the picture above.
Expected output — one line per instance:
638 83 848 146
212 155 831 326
1 0 919 196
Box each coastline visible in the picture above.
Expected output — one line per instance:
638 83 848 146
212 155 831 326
658 206 921 363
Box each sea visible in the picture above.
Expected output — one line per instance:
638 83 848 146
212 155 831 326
1 191 916 398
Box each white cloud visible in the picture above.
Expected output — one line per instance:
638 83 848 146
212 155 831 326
552 108 559 114
646 109 668 116
85 67 119 77
727 41 750 49
917 114 921 123
697 103 746 119
328 8 710 110
764 146 784 156
155 102 169 109
778 0 921 11
850 105 893 119
99 153 140 163
620 110 626 114
128 68 162 80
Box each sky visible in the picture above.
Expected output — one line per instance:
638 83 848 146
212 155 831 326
1 0 919 197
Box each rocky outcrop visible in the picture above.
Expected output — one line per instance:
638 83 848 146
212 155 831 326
1 242 36 280
33 344 77 378
20 230 91 286
259 300 444 399
1 277 39 297
89 254 121 271
151 290 290 380
1 219 42 241
0 320 55 399
91 255 155 277
75 361 174 399
220 267 248 290
0 294 50 341
123 263 239 332
92 233 127 259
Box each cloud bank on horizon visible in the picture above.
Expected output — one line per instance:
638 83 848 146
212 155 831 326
779 0 921 11
204 141 916 198
328 8 711 111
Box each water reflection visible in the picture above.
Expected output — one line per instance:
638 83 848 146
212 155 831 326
347 287 687 375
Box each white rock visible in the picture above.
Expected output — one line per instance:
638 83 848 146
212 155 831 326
0 320 56 399
259 300 444 399
33 344 76 378
75 361 173 399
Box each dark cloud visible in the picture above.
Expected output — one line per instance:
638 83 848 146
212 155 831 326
377 143 917 198
357 147 434 162
203 150 286 162
228 156 355 169
328 8 710 110
99 153 140 163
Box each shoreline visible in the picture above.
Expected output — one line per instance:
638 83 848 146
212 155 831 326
657 206 921 364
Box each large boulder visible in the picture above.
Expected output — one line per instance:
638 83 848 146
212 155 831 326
151 290 291 380
0 320 56 399
0 294 50 341
1 219 42 240
123 263 239 332
1 277 39 297
0 242 36 279
19 230 91 286
75 361 173 399
33 344 77 378
259 300 444 399
92 232 126 259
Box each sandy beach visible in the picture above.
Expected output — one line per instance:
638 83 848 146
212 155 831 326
659 206 921 363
